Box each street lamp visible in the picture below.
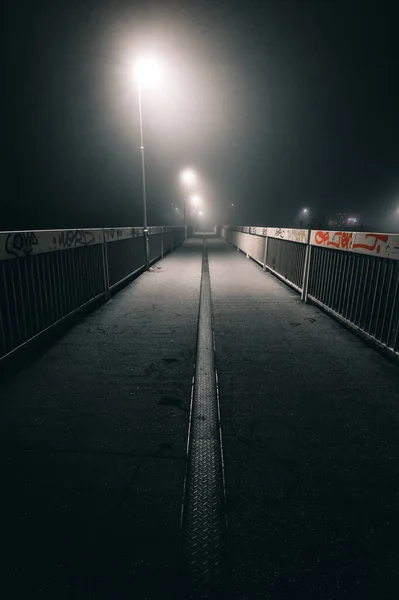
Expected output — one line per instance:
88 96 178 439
180 169 197 239
299 207 309 228
191 194 201 206
134 57 162 270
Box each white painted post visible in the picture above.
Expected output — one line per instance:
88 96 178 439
102 229 111 301
161 226 164 258
301 230 312 302
262 235 269 271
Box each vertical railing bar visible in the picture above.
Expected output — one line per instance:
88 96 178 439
96 243 103 294
332 253 343 311
344 253 356 320
359 260 371 329
336 253 347 314
325 250 334 305
318 248 327 302
379 261 393 344
339 253 349 316
45 252 56 325
88 245 95 297
0 269 7 355
102 230 110 301
316 247 324 299
81 246 89 302
367 260 380 333
76 249 84 306
57 250 68 317
40 253 51 327
67 250 75 312
10 265 21 344
71 250 79 310
52 252 62 321
359 257 374 329
24 259 34 339
374 261 387 339
348 255 360 323
27 258 40 334
17 259 29 341
301 241 312 302
353 257 365 325
326 250 336 307
2 262 14 349
386 266 399 348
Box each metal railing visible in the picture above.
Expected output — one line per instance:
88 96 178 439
0 226 185 361
221 226 399 356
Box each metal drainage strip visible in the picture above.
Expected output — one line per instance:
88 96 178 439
181 239 228 598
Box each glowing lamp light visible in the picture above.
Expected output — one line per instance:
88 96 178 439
181 169 197 186
191 194 201 205
133 57 162 89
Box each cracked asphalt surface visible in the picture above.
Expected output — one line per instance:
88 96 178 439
1 236 399 599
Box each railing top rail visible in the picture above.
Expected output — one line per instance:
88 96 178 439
222 225 308 243
0 226 185 260
104 227 144 243
310 229 399 260
0 229 105 260
267 227 309 244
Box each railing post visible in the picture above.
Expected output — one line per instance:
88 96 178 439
102 229 111 301
262 235 269 271
161 226 164 258
144 228 149 270
301 230 312 302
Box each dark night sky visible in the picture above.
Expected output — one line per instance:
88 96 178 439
2 0 399 231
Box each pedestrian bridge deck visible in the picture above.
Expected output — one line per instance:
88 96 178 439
1 236 399 599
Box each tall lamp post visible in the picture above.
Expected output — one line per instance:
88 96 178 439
180 169 197 239
134 57 161 270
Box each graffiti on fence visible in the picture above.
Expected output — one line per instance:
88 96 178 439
352 233 389 254
107 229 124 240
291 229 308 244
54 230 95 249
312 230 395 257
314 230 354 250
5 231 38 258
266 228 308 244
248 226 267 236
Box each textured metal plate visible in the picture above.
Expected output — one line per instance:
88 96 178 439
181 239 228 598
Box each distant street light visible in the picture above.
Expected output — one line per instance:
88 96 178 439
180 168 198 239
300 207 309 228
134 56 162 270
191 194 202 206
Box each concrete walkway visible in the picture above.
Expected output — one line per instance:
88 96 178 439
208 237 399 600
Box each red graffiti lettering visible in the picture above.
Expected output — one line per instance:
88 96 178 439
352 234 389 254
315 231 330 245
315 231 353 249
